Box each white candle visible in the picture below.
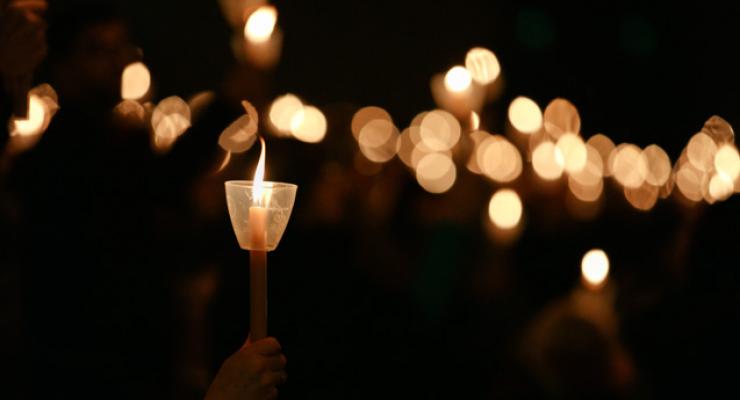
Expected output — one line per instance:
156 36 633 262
249 138 268 339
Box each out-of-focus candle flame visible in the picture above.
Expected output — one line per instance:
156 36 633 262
611 144 647 188
581 249 609 290
415 153 456 193
290 105 327 143
252 137 267 204
642 144 671 186
465 47 500 85
508 96 542 134
687 132 717 172
121 62 151 100
708 172 734 201
470 111 480 130
569 145 604 202
352 106 392 141
556 133 587 173
114 100 146 124
543 98 580 139
569 175 604 202
477 135 522 183
419 109 460 151
675 159 704 202
624 184 659 211
244 5 277 43
488 189 523 229
353 106 399 163
587 134 616 176
268 93 303 137
532 141 564 180
444 66 472 93
714 144 740 181
570 144 604 186
8 84 59 154
12 94 45 136
151 96 191 153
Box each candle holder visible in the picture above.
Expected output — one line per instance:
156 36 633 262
225 181 297 251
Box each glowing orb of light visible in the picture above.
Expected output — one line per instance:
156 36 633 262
488 189 523 229
13 95 46 136
714 144 740 181
244 5 277 43
121 62 151 100
508 96 542 134
290 105 327 143
444 66 472 93
464 47 500 85
581 249 609 289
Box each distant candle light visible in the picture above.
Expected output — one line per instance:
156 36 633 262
290 105 327 143
470 111 480 130
543 98 581 139
508 96 542 134
416 153 456 193
581 249 609 290
244 5 277 43
687 132 717 172
611 144 647 188
708 172 734 201
12 95 45 136
465 47 500 85
587 134 616 176
532 141 564 180
269 94 303 137
488 189 523 229
556 133 587 173
419 109 461 151
121 62 151 100
642 144 672 186
444 66 472 93
714 144 740 181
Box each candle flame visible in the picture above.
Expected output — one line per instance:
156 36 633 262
12 94 46 136
581 249 609 290
252 136 267 204
121 62 151 100
245 5 277 44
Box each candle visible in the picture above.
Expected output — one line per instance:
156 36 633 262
225 136 297 342
572 248 617 336
249 137 268 339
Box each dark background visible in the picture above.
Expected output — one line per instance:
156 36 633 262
2 0 740 399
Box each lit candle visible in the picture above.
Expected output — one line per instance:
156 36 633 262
572 248 617 336
249 137 268 339
581 248 609 291
225 135 297 341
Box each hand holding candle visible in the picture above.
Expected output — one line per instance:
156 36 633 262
225 137 297 340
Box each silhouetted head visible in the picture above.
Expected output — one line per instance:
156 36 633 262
46 1 136 105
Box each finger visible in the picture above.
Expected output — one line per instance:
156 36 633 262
263 354 287 371
260 370 287 386
250 337 281 356
241 334 252 349
260 387 278 400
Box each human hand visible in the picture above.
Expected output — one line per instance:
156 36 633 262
205 337 287 400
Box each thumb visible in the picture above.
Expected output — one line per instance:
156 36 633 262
241 334 252 349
